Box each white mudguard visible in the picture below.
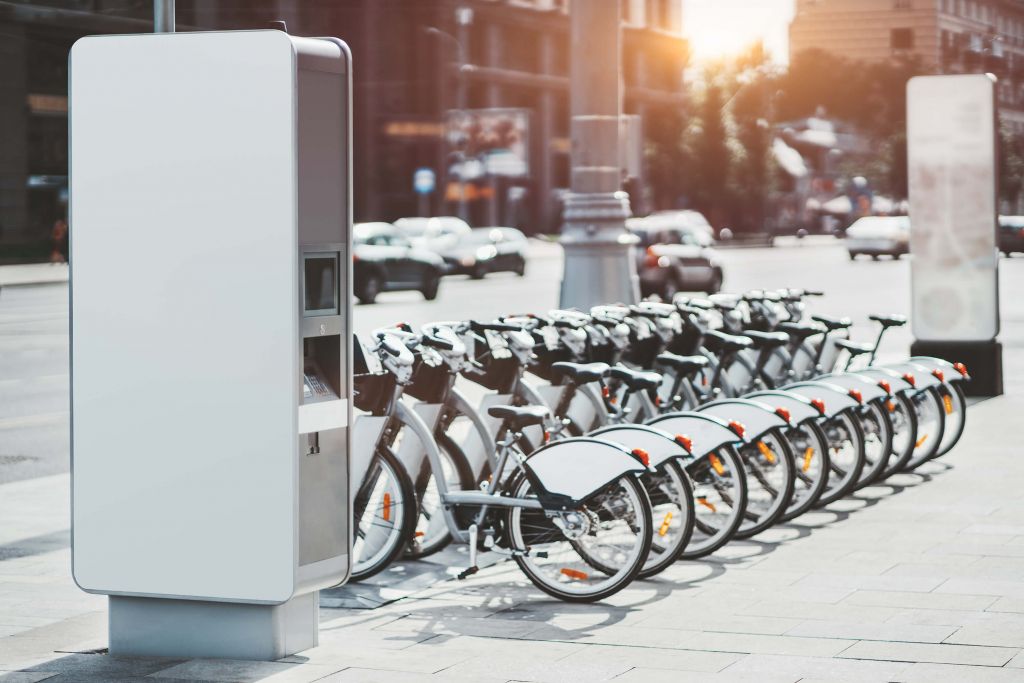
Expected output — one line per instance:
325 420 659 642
744 390 821 426
908 356 970 384
589 424 692 469
349 414 390 500
646 412 742 459
879 361 943 390
523 438 647 505
818 372 889 403
852 367 916 395
696 398 789 442
782 381 860 418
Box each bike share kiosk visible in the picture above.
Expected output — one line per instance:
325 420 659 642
69 30 352 660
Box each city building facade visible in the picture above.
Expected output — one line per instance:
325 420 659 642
790 0 1024 128
0 0 689 257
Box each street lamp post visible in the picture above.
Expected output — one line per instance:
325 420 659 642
154 0 174 32
559 2 639 310
425 26 468 221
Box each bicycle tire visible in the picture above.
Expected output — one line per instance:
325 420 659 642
405 431 475 560
814 411 866 507
853 401 894 489
880 393 918 478
733 428 796 539
778 420 831 523
637 461 696 579
680 445 748 559
932 383 966 458
350 446 417 582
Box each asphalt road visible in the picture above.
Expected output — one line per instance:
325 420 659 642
2 240 1020 484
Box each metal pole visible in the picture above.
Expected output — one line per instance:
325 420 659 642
154 0 175 33
559 1 638 309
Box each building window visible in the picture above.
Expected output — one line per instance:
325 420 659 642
891 28 915 50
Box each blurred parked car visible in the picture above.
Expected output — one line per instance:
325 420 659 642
845 216 910 260
440 227 528 279
628 217 724 298
645 210 715 244
999 216 1024 255
353 222 445 304
393 216 471 252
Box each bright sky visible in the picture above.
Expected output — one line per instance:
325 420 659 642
682 0 796 64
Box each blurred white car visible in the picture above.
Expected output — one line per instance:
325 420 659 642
393 216 471 251
646 210 716 244
846 216 910 260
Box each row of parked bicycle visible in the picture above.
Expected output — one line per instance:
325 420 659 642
347 288 969 602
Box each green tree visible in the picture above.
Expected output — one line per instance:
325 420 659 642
691 70 732 224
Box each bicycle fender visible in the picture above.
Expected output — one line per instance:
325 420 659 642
852 367 916 394
908 356 970 384
782 381 860 417
696 398 789 442
879 361 942 390
817 372 889 403
523 437 646 505
590 424 692 469
646 411 742 458
744 390 821 426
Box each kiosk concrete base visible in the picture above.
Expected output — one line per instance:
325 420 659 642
911 339 1003 397
109 591 318 660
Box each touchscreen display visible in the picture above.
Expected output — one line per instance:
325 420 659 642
304 254 338 315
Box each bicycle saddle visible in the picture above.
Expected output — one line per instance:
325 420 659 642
742 330 790 350
488 404 549 428
708 294 739 310
811 314 853 331
703 329 753 353
680 297 715 310
470 320 523 333
777 320 827 341
655 352 709 375
834 339 873 357
608 365 662 391
550 361 609 385
869 313 907 328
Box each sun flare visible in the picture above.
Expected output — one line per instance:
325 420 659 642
683 0 795 64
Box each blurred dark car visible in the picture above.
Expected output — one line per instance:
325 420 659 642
999 216 1024 255
628 216 724 298
353 222 445 304
440 227 528 279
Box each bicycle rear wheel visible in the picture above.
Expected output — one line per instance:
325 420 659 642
778 421 831 522
681 446 748 559
903 387 946 470
880 393 918 478
405 432 474 559
734 428 796 538
853 402 894 489
814 412 865 507
350 447 416 582
933 383 966 458
507 475 652 602
637 461 695 579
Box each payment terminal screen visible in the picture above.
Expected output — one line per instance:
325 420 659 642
304 254 338 316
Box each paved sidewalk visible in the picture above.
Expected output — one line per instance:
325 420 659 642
1 391 1022 682
0 264 68 288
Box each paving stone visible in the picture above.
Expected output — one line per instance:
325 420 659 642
317 668 506 683
784 619 956 643
740 599 897 624
898 662 1024 682
843 589 998 611
838 640 1018 666
722 652 912 681
0 673 59 683
944 623 1024 648
149 659 338 682
438 654 633 682
635 613 802 636
556 643 739 673
612 666 799 683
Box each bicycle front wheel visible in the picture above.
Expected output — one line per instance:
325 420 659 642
815 412 865 507
881 393 918 478
904 387 946 470
507 475 652 602
933 383 966 458
405 431 474 560
779 421 831 523
853 402 894 489
350 446 416 582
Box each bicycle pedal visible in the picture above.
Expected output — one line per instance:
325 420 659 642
457 566 479 580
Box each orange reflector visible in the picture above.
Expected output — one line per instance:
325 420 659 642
696 497 717 513
810 398 826 415
943 394 953 414
655 395 662 406
708 454 725 475
802 447 815 473
933 369 945 382
383 493 391 522
886 400 896 413
878 380 892 395
954 362 968 377
775 407 792 423
903 373 916 387
601 386 610 397
415 531 425 538
675 434 693 452
560 568 589 581
543 429 551 443
848 389 863 404
632 448 650 467
757 441 777 464
658 512 674 536
915 434 929 448
728 420 746 438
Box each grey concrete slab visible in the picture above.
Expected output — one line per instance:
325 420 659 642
722 652 913 681
838 640 1018 666
784 619 957 643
